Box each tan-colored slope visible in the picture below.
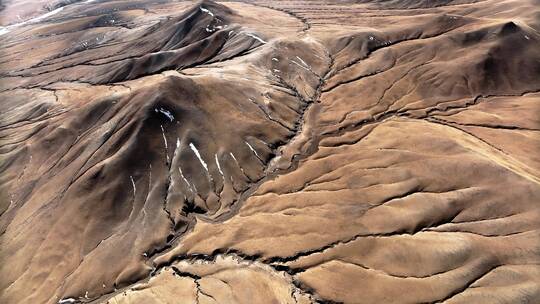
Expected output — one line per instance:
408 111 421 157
0 1 324 303
152 0 540 303
103 254 313 304
0 0 539 304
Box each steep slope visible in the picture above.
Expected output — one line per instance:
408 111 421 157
0 0 539 304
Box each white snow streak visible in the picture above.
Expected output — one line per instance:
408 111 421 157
0 7 64 36
190 143 209 171
155 107 174 121
178 167 193 192
229 152 238 164
160 125 168 149
215 154 224 176
291 60 310 71
0 0 102 37
258 138 270 147
246 33 267 44
200 7 214 16
58 299 76 304
130 176 136 196
245 141 261 160
295 56 309 67
27 7 64 24
160 125 169 163
230 152 247 175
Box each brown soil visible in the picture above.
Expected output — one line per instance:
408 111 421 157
1 0 539 303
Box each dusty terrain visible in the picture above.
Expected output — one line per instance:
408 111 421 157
0 0 539 303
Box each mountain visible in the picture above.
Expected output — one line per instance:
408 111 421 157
1 0 539 303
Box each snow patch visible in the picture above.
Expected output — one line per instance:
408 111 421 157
246 33 267 44
189 143 209 171
28 7 64 24
295 56 309 67
291 60 310 72
0 6 64 36
245 141 261 160
178 167 193 192
200 7 214 17
230 152 247 175
215 154 224 176
58 299 76 304
205 24 225 32
130 176 136 196
160 125 169 163
258 138 270 147
160 125 168 150
0 27 9 36
229 152 239 164
155 107 174 121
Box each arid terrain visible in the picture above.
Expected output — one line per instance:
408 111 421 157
0 0 539 303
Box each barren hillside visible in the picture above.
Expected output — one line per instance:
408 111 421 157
0 0 539 303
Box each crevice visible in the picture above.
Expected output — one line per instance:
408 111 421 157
247 97 295 132
425 264 501 304
263 190 469 267
430 117 540 132
245 2 311 33
322 57 397 93
425 117 510 156
327 23 462 80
